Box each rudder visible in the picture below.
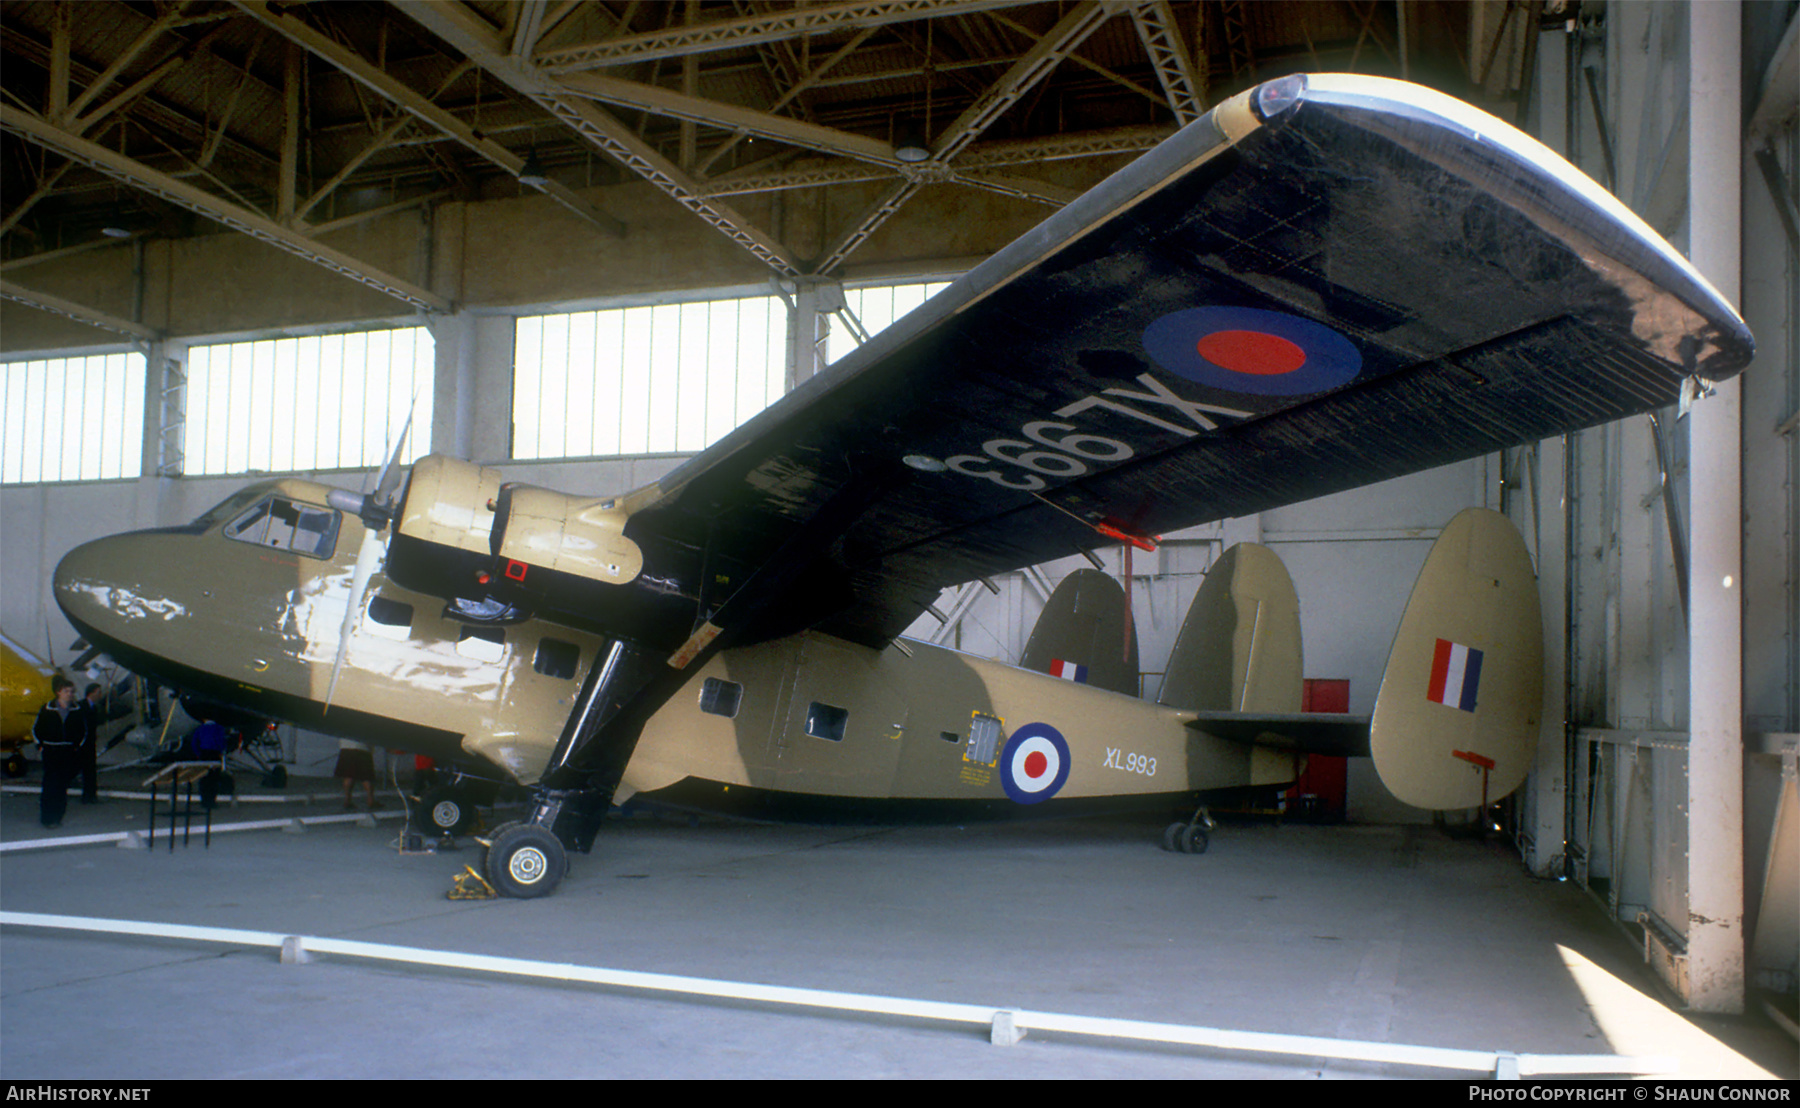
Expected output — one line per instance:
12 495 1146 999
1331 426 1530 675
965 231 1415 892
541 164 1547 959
1021 568 1139 696
1159 543 1302 714
1369 509 1543 809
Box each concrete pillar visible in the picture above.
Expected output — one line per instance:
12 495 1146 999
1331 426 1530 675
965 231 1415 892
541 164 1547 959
429 312 474 460
428 312 516 463
137 338 171 483
137 336 188 529
1685 0 1745 1015
1532 436 1570 879
784 280 826 392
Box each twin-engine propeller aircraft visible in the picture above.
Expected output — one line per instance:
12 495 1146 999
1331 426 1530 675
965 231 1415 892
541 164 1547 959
53 75 1751 898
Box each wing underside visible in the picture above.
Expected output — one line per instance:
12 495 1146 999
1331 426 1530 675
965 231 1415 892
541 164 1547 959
520 75 1751 651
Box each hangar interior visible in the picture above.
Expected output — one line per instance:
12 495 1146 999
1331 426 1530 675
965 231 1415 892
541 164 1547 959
0 0 1796 1049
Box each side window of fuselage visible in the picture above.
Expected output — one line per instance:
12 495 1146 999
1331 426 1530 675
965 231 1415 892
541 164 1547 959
805 701 849 742
366 596 413 640
534 638 580 680
455 625 506 663
699 677 743 718
224 496 341 559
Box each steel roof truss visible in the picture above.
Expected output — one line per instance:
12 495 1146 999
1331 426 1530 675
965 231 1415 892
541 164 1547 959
0 104 452 313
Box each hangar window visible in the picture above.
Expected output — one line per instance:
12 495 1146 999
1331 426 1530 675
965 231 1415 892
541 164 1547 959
534 638 581 680
455 625 506 663
805 702 849 742
224 496 341 559
183 327 433 477
514 295 785 460
820 281 951 365
511 280 950 462
699 677 743 718
1 353 146 484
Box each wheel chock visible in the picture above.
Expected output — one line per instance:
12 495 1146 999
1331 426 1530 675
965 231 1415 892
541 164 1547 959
448 864 497 900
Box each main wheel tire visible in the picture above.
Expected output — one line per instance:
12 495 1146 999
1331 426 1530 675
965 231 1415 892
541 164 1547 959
483 822 568 899
415 786 478 835
1181 825 1209 854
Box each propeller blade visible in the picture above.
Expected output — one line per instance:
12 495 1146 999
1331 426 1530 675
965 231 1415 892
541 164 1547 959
323 526 385 715
370 390 421 513
325 387 421 712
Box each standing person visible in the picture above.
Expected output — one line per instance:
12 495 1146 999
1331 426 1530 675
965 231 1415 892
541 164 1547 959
78 682 103 804
34 676 89 828
335 738 381 811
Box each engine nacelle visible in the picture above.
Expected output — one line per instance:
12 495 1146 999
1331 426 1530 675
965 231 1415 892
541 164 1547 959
492 484 643 587
396 454 505 556
390 455 651 609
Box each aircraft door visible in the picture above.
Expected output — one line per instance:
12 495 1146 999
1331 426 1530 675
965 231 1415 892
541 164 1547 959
775 635 906 798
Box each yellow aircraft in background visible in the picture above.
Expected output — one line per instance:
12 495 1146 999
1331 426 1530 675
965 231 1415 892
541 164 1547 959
0 633 55 777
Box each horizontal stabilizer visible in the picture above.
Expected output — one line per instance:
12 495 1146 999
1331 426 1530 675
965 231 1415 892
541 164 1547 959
1370 509 1543 809
1187 711 1372 758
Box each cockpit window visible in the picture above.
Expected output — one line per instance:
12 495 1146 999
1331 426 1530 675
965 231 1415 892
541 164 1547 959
190 487 269 532
224 496 341 559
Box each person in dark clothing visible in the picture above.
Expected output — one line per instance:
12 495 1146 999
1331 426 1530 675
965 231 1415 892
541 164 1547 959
78 682 102 803
188 717 231 808
34 676 89 828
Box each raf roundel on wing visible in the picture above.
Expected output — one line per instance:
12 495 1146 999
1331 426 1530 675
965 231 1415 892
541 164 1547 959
1142 306 1363 396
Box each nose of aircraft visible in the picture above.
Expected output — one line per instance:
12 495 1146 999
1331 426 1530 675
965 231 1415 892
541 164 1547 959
52 533 184 657
53 536 121 645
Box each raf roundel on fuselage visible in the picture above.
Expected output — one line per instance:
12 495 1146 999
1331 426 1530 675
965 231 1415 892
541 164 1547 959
1001 722 1073 805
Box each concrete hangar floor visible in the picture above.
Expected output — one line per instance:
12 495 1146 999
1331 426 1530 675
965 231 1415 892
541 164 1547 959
0 773 1791 1081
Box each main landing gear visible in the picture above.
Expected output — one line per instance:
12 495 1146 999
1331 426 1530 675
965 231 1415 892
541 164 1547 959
1162 806 1216 855
465 638 674 899
479 821 569 899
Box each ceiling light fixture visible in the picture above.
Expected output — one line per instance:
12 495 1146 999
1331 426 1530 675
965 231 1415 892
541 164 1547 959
517 150 549 189
893 125 931 164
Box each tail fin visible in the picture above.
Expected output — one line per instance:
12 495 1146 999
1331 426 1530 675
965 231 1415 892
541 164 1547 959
1021 568 1138 696
1370 509 1543 809
1159 543 1302 713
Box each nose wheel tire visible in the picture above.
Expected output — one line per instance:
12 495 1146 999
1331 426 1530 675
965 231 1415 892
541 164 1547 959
482 822 568 898
414 786 478 836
